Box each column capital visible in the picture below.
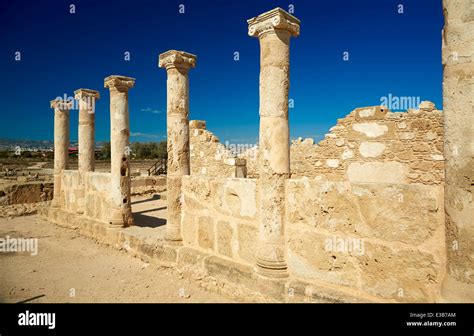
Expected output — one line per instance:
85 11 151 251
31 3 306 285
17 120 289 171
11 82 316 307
247 7 300 38
158 50 196 71
104 75 135 91
50 98 73 110
74 88 100 100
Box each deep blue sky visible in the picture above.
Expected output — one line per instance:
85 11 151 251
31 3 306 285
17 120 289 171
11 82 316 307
0 0 443 145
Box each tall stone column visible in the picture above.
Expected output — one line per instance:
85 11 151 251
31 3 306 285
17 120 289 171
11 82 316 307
104 75 135 228
248 8 300 278
441 0 474 301
75 89 99 175
159 50 196 242
50 98 72 208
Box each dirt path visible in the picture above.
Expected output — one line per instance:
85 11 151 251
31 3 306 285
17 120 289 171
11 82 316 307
0 215 234 303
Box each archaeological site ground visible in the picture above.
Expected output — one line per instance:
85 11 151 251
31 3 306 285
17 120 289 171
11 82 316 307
0 0 473 333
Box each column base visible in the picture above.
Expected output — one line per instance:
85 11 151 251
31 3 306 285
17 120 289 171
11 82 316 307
108 208 133 228
256 258 288 278
50 198 60 208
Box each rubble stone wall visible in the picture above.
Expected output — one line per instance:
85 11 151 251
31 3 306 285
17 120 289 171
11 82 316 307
189 120 246 178
242 104 444 184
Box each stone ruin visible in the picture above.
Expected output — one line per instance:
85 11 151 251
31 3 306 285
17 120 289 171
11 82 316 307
193 102 445 185
41 5 473 302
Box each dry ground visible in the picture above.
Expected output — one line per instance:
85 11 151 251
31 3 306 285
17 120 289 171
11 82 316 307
0 214 234 303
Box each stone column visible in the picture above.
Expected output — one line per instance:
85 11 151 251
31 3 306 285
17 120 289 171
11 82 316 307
159 50 196 241
104 75 135 228
248 8 300 278
441 0 474 301
50 98 72 208
74 89 99 175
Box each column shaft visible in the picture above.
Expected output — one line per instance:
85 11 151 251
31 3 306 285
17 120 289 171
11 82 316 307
74 89 99 214
50 99 71 208
75 89 99 175
441 0 474 300
248 8 300 278
159 50 196 242
105 76 135 227
78 103 95 173
257 31 291 277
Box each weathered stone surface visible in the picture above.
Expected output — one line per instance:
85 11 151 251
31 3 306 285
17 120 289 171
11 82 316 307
326 159 340 168
247 7 300 278
352 123 389 138
182 211 197 246
198 216 214 251
419 100 436 111
347 162 408 184
50 98 71 208
216 220 233 258
159 50 196 241
4 182 54 204
357 242 441 302
354 106 388 121
104 75 135 227
242 103 444 185
286 180 443 243
189 120 237 177
285 179 445 301
442 0 474 295
237 223 257 264
287 229 360 287
75 88 99 175
359 142 386 158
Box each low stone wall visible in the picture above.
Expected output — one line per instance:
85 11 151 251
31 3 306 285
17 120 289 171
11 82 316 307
285 179 445 302
0 182 53 205
181 176 258 265
131 176 166 196
44 174 446 302
61 170 112 223
178 175 445 302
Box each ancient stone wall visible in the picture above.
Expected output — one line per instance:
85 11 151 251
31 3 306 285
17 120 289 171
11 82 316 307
190 120 246 178
1 182 53 205
60 170 112 223
243 103 444 184
181 176 258 265
179 175 445 302
285 179 445 302
130 176 167 196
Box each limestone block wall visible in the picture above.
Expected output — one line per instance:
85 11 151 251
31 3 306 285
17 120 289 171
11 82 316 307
181 176 259 265
285 179 445 302
189 120 243 177
130 176 167 196
244 104 444 184
60 170 112 223
180 174 445 302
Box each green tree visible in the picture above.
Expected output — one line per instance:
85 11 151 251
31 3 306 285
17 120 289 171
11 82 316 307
130 141 167 159
100 142 111 159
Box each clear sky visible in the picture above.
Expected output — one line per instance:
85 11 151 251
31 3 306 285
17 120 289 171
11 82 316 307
0 0 443 145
